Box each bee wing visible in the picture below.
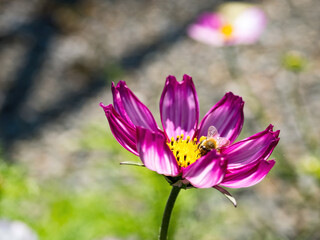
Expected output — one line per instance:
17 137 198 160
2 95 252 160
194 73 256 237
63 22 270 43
207 126 218 138
216 137 230 148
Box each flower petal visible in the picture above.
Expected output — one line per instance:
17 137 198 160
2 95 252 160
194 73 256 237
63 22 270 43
195 13 222 29
112 81 159 132
136 127 180 176
220 159 275 188
222 125 280 170
100 103 138 156
187 13 224 46
233 7 266 45
160 75 199 140
197 92 244 143
182 151 227 188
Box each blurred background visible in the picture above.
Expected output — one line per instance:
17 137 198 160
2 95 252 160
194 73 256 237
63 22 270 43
0 0 319 239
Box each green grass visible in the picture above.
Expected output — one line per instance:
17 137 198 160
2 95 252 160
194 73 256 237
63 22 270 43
0 160 172 240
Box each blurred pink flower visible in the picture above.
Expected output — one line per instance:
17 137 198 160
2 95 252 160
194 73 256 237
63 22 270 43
100 75 278 189
188 3 267 46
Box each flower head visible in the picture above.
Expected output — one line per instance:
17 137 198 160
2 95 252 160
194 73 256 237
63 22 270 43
100 75 279 190
187 2 267 46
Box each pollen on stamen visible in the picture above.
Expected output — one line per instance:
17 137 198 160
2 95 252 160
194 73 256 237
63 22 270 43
221 24 233 39
199 136 206 142
167 135 202 168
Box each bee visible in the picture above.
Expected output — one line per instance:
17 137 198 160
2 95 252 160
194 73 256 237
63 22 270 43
198 126 230 156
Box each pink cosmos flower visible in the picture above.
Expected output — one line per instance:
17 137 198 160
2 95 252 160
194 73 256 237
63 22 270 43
100 75 279 190
187 3 267 46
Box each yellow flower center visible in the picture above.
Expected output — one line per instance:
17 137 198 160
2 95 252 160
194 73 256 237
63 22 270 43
220 24 233 39
168 134 207 168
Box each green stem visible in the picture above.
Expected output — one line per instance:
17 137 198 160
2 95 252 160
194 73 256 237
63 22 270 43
159 186 181 240
223 46 240 79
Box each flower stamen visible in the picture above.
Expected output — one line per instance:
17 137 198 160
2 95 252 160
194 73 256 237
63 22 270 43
220 23 233 40
168 134 202 168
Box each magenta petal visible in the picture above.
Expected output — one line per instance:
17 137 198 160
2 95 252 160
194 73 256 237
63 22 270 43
112 81 159 132
160 75 199 139
187 13 225 46
182 151 227 188
220 159 275 188
197 92 244 143
100 103 138 156
136 127 180 176
222 125 280 170
195 13 222 29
